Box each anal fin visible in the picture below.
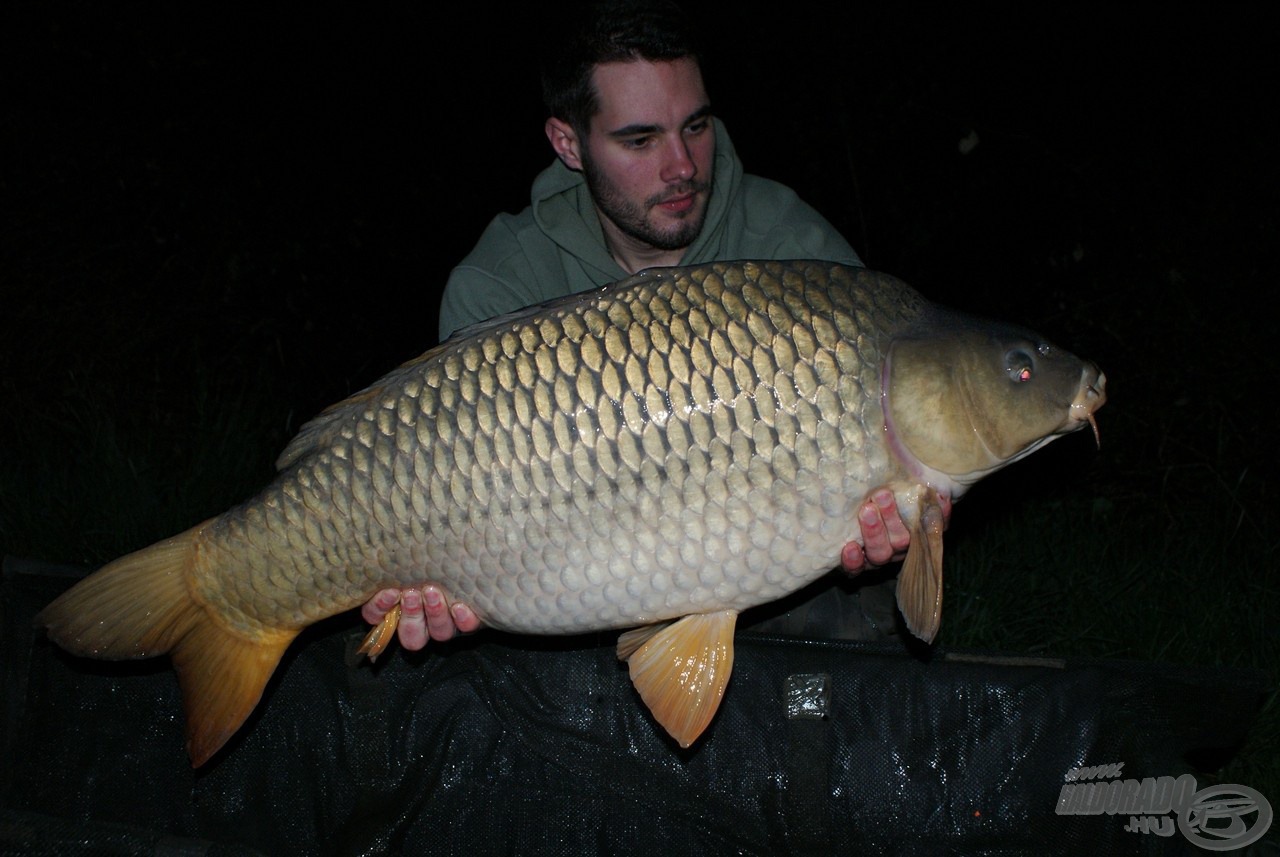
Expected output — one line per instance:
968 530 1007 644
895 487 945 643
616 611 737 748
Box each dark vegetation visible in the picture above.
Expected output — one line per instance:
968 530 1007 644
2 5 1275 798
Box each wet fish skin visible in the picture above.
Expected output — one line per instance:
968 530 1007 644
203 261 922 636
37 260 1105 764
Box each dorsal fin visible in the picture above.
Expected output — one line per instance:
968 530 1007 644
274 346 446 470
277 269 673 472
273 281 639 472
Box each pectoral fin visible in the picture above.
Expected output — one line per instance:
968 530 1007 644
895 488 945 643
617 611 737 748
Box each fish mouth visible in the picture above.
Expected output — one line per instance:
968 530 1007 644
1071 368 1107 447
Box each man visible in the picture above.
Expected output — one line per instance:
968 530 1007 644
361 0 942 651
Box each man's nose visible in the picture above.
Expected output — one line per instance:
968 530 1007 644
660 138 696 183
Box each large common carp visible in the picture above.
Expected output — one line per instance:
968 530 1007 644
38 261 1105 766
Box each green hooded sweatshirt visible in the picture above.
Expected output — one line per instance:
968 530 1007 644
438 119 862 340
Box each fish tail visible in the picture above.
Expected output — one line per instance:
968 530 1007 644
35 522 299 767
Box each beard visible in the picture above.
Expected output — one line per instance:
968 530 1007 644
581 151 713 252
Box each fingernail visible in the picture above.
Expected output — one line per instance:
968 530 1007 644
424 588 442 609
403 590 421 610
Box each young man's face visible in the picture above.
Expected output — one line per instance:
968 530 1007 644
551 57 716 257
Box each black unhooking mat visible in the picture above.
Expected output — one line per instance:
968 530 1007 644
1 557 1270 856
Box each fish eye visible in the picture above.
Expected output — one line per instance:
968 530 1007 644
1006 349 1034 382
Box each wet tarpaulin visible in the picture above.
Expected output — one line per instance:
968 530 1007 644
1 558 1269 856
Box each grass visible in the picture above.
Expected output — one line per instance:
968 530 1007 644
0 349 287 564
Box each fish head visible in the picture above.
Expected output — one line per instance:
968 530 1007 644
884 310 1106 492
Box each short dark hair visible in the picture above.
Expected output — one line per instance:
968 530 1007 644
540 0 702 134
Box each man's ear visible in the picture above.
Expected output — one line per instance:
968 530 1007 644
545 117 584 171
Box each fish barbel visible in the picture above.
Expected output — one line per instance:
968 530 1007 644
37 260 1106 765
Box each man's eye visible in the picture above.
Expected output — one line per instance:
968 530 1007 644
686 121 709 135
622 136 652 149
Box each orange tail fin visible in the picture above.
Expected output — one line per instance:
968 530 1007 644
34 523 298 767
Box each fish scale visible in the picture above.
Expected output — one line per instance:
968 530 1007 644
38 259 1105 764
195 262 906 636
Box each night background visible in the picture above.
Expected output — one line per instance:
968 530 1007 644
2 3 1277 851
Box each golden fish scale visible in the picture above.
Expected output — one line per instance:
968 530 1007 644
195 261 925 636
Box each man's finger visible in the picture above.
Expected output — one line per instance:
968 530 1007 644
361 588 401 624
396 589 429 651
840 540 868 574
423 586 457 642
858 498 896 566
874 488 912 553
451 602 481 633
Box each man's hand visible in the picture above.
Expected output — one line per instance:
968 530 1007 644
839 488 952 574
360 586 482 653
